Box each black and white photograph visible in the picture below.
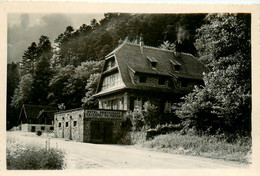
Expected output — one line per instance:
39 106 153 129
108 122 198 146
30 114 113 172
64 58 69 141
2 2 259 175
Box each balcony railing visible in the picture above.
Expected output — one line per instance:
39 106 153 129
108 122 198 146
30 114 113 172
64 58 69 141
85 109 124 119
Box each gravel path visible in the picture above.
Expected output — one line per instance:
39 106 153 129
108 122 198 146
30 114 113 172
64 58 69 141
7 131 249 169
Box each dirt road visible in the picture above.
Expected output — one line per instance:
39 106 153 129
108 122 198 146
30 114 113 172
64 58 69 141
7 132 248 169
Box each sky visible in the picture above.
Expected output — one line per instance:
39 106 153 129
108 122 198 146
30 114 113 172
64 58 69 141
7 13 104 63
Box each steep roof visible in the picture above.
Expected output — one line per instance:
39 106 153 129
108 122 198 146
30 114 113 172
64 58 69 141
118 42 207 84
95 41 209 96
19 104 57 120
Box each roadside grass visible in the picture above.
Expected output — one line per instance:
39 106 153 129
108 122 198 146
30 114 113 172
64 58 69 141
130 131 251 163
7 134 66 170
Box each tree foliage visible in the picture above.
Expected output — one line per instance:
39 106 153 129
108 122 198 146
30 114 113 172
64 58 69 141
176 14 251 136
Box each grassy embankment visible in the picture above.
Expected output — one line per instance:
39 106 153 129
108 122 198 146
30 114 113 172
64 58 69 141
7 133 66 170
130 132 251 163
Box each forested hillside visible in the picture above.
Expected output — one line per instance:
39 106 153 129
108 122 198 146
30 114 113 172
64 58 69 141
7 13 251 137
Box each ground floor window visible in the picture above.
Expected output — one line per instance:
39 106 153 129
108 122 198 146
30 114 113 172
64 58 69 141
58 122 61 127
50 127 54 130
134 98 142 111
31 126 36 132
164 101 172 113
41 126 45 131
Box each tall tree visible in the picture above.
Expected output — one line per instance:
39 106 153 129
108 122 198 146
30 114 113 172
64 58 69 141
7 62 20 129
20 42 38 76
176 13 251 136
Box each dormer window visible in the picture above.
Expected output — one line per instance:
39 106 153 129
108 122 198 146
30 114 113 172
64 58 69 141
151 62 157 69
147 56 158 69
170 59 181 72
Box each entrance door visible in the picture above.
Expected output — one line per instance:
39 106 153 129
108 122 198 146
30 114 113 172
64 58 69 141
103 122 113 143
90 122 103 143
90 121 114 143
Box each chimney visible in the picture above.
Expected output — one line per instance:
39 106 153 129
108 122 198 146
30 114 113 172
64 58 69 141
118 38 123 44
140 34 144 54
175 41 181 58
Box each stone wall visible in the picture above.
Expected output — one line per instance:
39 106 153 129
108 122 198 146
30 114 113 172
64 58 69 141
54 109 84 142
54 109 125 144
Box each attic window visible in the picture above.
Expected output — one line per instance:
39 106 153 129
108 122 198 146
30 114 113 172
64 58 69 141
105 57 116 70
170 59 181 71
151 62 157 69
147 56 158 69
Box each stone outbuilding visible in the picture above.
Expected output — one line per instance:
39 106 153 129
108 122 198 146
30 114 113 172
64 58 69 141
54 108 125 143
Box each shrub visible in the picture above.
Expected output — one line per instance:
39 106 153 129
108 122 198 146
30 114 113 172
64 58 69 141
124 110 144 131
7 137 66 170
124 101 161 131
129 131 147 145
141 132 251 163
36 131 42 136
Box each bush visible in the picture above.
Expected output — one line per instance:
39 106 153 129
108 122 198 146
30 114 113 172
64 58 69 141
142 132 251 163
129 131 147 145
36 131 42 136
7 137 66 170
124 101 161 131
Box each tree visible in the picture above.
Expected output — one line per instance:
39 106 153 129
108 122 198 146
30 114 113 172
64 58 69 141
49 61 103 109
7 62 20 129
30 56 53 105
11 73 34 108
20 42 38 75
81 73 101 108
176 13 251 136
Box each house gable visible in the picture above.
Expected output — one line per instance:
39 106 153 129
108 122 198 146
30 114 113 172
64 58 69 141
19 104 57 124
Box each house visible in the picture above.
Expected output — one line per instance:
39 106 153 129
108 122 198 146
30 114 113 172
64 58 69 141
54 38 208 143
93 38 209 120
19 104 57 132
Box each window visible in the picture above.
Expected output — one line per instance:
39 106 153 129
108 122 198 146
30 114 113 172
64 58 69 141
119 97 124 110
105 58 116 70
164 101 172 113
151 62 157 69
112 99 118 110
158 78 166 85
41 126 45 130
50 127 54 130
31 126 36 132
147 56 157 69
170 59 181 71
134 98 142 111
58 123 61 127
139 75 147 83
65 122 69 127
73 121 77 126
101 72 123 91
